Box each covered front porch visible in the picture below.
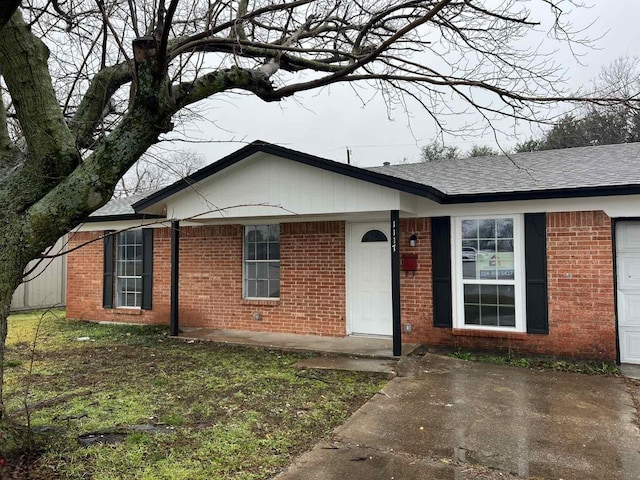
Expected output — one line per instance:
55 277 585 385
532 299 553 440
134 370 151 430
175 327 419 359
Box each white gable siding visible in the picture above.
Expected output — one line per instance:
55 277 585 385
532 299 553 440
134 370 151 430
165 154 401 220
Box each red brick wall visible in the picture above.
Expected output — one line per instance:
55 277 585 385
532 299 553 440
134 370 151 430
545 211 615 358
398 218 433 343
67 212 617 359
398 211 616 360
66 230 172 325
67 221 346 336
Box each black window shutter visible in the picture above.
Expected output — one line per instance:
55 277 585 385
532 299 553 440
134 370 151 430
524 213 549 334
103 231 114 308
141 228 154 310
432 217 452 328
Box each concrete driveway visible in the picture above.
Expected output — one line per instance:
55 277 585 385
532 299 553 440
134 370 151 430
275 354 640 480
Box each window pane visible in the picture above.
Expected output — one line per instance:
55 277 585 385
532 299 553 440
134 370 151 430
480 284 497 304
498 285 515 306
464 284 480 303
478 219 496 238
496 218 513 238
269 262 280 280
269 242 280 260
480 305 498 325
462 220 478 239
246 243 256 260
497 240 513 252
256 280 268 298
246 226 257 242
257 262 268 279
129 293 138 307
462 240 478 253
499 306 516 326
463 260 477 279
255 225 269 242
362 230 388 242
462 240 478 280
495 253 514 280
465 304 480 324
245 280 256 298
268 280 280 298
478 265 497 280
256 243 268 260
246 263 256 279
479 239 496 253
123 261 133 276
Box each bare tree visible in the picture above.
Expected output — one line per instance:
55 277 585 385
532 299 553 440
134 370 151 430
514 57 640 152
0 0 638 416
115 150 205 197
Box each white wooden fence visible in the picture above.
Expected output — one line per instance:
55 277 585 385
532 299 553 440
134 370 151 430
10 236 67 311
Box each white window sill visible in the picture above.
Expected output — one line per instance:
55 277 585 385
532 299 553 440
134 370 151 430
107 307 143 315
242 298 280 307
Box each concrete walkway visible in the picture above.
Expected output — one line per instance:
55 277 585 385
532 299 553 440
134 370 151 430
274 354 640 480
177 328 418 358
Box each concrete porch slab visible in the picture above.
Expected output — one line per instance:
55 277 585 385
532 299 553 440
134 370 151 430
295 356 399 374
175 328 418 358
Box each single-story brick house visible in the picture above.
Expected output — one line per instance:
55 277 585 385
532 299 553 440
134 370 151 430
67 141 640 363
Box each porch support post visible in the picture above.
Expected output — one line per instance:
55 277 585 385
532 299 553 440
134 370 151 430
170 220 180 336
391 210 402 356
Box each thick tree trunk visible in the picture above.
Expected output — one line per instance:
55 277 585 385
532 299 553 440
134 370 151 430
0 230 30 420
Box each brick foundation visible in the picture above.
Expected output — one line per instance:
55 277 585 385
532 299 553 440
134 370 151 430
67 211 617 360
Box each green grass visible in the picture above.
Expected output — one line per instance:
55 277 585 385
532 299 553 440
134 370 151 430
1 310 388 479
449 347 620 375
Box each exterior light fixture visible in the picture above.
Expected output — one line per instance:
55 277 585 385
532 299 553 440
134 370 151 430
409 233 418 247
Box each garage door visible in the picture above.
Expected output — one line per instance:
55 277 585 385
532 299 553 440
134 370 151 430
616 222 640 364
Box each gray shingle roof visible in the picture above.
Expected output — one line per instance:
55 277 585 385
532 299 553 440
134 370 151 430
369 142 640 196
90 192 154 217
100 142 640 221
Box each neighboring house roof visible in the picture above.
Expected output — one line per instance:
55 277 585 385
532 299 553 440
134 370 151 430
87 192 164 222
92 140 640 220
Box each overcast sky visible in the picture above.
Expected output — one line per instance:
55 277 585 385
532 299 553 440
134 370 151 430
162 2 640 169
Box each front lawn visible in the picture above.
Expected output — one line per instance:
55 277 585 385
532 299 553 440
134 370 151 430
1 310 388 479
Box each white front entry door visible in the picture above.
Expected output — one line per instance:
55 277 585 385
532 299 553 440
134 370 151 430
616 222 640 364
348 222 392 336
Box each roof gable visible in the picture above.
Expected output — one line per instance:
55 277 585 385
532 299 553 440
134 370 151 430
133 141 444 214
87 140 640 222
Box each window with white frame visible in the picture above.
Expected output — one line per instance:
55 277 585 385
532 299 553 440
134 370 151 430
455 215 525 331
244 225 280 299
116 229 143 308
